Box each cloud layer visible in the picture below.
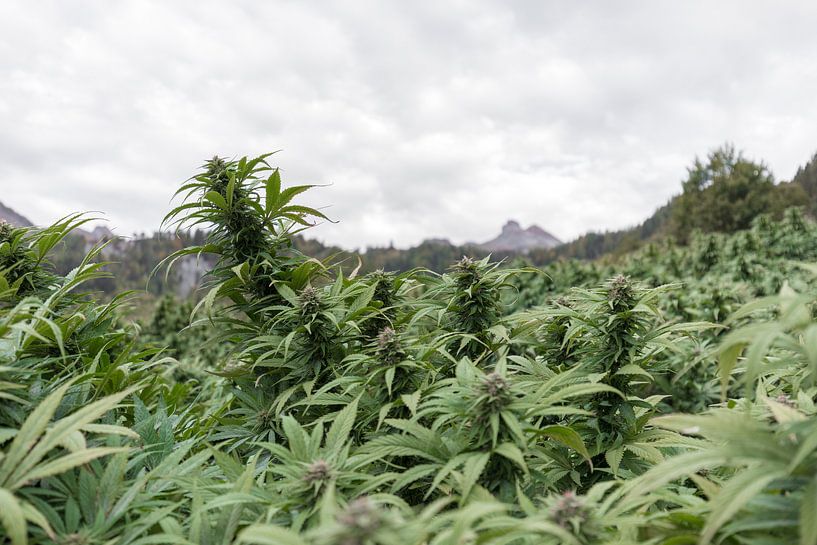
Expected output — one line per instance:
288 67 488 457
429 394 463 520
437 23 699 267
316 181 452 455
2 1 816 248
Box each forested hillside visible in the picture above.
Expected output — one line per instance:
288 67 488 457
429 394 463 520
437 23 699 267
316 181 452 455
528 144 814 262
3 154 817 544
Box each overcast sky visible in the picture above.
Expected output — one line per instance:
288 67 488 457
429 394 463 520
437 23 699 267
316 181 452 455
1 1 816 249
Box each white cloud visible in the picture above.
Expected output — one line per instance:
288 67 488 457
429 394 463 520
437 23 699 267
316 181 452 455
1 0 816 248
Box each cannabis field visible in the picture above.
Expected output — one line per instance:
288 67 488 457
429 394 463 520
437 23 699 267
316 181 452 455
4 154 817 545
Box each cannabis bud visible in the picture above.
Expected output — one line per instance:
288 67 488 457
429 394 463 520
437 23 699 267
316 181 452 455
549 490 590 530
204 156 230 194
376 326 405 365
336 497 382 545
303 459 333 485
377 326 398 350
255 407 274 430
607 275 635 309
299 285 322 317
205 155 228 178
452 256 481 286
479 372 512 410
371 269 395 305
0 220 12 243
776 394 796 408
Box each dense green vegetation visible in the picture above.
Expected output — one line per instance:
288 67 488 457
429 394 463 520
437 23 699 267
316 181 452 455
3 152 817 544
528 144 814 262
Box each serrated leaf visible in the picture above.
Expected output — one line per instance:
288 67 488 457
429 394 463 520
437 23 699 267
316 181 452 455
614 364 653 378
764 397 806 423
400 390 421 417
493 442 528 473
0 380 74 486
21 447 128 486
325 398 358 453
0 488 26 545
275 283 300 306
802 476 817 545
718 343 744 400
606 447 624 476
237 524 307 545
204 191 229 210
281 416 308 460
700 466 784 544
459 452 490 501
534 425 592 466
265 170 282 215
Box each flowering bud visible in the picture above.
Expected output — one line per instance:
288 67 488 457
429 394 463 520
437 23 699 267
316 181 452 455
478 372 512 412
371 270 395 304
482 372 508 397
376 326 405 365
0 220 11 243
549 490 590 529
607 275 635 309
452 256 480 284
299 285 322 316
303 459 333 485
337 497 381 543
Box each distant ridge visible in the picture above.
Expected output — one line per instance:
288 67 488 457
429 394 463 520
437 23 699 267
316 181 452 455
0 201 114 242
0 200 212 297
477 220 562 253
0 201 33 227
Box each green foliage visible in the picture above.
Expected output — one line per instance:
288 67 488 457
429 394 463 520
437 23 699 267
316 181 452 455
792 150 817 216
4 152 817 545
670 144 807 243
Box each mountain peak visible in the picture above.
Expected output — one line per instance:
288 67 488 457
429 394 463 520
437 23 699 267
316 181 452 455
501 220 523 234
525 224 549 237
479 220 561 253
0 201 33 227
0 201 115 244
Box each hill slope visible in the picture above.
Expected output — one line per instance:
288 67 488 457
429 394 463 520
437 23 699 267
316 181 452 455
0 201 33 226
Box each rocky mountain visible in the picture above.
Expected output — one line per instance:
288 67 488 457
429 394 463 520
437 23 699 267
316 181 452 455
0 201 33 226
478 220 562 253
1 200 119 255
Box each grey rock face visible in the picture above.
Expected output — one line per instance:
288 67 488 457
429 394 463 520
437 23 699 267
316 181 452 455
478 220 561 253
174 255 212 297
0 201 33 227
